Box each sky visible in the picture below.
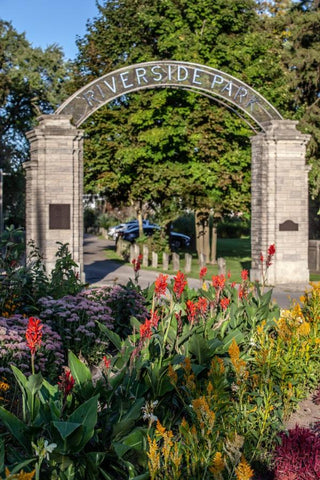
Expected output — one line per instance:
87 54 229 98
0 0 100 60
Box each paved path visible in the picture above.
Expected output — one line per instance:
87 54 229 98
84 235 309 308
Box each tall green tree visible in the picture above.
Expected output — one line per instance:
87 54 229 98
72 0 290 236
0 20 70 226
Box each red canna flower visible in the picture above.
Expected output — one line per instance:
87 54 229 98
268 244 276 256
220 297 230 310
150 310 160 329
58 367 75 399
212 274 225 290
199 267 207 281
26 317 43 355
227 271 231 279
103 356 111 370
241 269 249 281
132 254 143 273
154 274 168 298
260 253 264 263
196 297 208 315
266 244 276 267
186 300 197 324
140 318 152 340
173 271 187 299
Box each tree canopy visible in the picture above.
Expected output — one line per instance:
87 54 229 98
0 20 70 225
71 0 290 223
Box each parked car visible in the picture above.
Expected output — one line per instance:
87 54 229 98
107 220 153 240
119 225 191 249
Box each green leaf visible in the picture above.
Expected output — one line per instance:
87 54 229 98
112 398 145 438
189 335 212 365
52 421 82 440
0 407 29 450
97 322 122 351
68 350 92 386
218 329 245 353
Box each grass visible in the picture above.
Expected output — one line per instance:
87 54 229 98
104 236 252 283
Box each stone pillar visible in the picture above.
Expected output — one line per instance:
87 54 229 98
24 115 84 276
250 120 310 285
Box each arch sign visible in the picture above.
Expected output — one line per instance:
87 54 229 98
25 60 310 286
57 61 282 129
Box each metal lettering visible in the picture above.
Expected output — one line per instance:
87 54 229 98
211 74 224 89
82 89 102 107
234 86 248 103
151 65 163 81
103 77 117 93
177 65 188 81
120 71 134 89
192 68 202 85
135 67 148 85
220 81 233 96
96 83 106 99
245 95 260 111
168 64 172 81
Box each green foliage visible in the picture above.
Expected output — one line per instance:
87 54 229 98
0 20 70 227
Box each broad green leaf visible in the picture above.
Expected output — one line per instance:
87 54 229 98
97 322 122 351
0 407 29 450
52 421 82 440
68 350 92 386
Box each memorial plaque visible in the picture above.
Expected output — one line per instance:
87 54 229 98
279 220 299 231
49 204 70 229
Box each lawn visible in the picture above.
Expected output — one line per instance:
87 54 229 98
105 236 252 282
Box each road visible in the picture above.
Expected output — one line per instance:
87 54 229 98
83 234 310 308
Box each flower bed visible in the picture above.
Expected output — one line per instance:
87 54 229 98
0 242 320 479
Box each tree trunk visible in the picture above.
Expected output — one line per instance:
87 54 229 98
210 225 217 264
195 209 210 262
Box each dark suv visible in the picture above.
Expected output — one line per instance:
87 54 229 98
119 225 191 249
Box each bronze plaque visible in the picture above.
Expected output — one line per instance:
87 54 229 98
49 204 70 229
279 220 299 231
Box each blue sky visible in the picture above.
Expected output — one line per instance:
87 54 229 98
0 0 99 60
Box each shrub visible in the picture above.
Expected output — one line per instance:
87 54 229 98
84 284 149 338
38 291 114 364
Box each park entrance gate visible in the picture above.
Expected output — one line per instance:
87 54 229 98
24 61 310 285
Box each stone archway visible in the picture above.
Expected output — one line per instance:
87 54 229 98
24 61 310 284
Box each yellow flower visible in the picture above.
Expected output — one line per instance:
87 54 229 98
228 339 247 376
156 419 166 437
209 452 225 475
5 468 35 479
235 456 254 480
296 321 311 337
147 435 160 478
0 381 10 392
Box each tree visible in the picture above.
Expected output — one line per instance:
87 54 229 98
71 0 290 255
0 21 70 226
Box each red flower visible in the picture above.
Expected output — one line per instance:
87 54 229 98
103 356 111 370
196 297 208 315
260 253 264 263
241 269 249 281
199 267 207 280
212 274 225 290
150 310 160 328
238 285 247 299
58 368 75 398
155 274 168 298
173 271 187 299
220 297 230 310
132 254 143 273
26 317 43 355
266 244 276 267
268 244 276 256
186 300 197 324
227 271 231 279
140 319 152 340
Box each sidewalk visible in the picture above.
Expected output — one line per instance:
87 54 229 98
83 235 309 308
